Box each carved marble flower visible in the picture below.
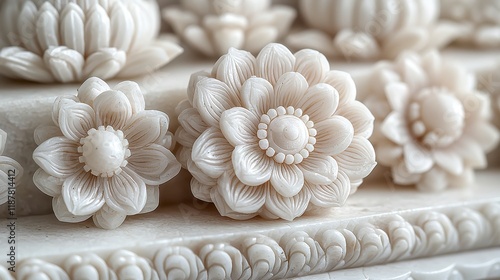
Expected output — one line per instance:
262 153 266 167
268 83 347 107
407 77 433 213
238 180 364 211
0 0 183 83
162 0 296 57
0 129 23 205
287 0 460 60
440 0 500 48
176 43 376 220
33 77 181 229
362 51 499 191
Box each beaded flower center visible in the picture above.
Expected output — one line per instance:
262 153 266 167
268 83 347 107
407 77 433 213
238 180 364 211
78 126 131 177
258 106 317 165
408 88 465 148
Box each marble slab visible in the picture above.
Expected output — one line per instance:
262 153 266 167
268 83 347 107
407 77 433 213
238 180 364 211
1 169 497 278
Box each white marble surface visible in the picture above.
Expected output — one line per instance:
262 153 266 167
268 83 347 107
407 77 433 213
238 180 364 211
299 247 500 279
0 169 494 279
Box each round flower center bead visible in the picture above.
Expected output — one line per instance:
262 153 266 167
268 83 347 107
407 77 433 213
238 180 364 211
78 126 131 177
258 106 316 164
408 88 465 148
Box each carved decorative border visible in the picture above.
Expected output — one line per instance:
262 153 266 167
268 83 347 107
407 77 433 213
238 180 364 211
8 202 500 279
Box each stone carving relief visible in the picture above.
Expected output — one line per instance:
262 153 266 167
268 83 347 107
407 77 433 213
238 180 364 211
162 0 296 56
32 77 181 229
175 43 376 220
0 0 183 83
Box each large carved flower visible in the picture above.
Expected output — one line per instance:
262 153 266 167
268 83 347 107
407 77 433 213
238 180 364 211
287 0 460 60
440 0 500 48
0 0 183 83
162 0 295 57
0 129 23 205
33 77 181 229
176 43 376 220
362 51 499 191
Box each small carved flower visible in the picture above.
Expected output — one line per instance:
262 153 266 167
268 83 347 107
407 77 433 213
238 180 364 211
363 51 499 191
0 129 23 205
33 77 181 229
162 0 296 57
176 43 376 220
0 0 183 83
441 0 500 48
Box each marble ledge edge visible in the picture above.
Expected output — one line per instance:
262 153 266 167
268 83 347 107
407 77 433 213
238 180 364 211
8 197 500 279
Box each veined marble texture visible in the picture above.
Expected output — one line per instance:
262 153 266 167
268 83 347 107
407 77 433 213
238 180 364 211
0 0 183 83
361 50 499 191
32 77 181 229
440 0 500 48
175 43 376 221
162 0 296 57
287 0 460 60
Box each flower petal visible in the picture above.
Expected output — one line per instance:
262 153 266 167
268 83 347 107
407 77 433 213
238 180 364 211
0 156 22 179
294 49 329 86
391 160 421 185
192 127 233 178
210 187 258 220
465 122 500 152
93 90 132 129
53 196 92 223
193 77 238 127
300 154 338 185
274 72 308 108
124 110 169 149
191 177 214 202
315 116 354 156
44 46 84 83
307 170 350 208
33 168 64 197
265 186 310 221
77 77 110 107
58 102 95 142
60 3 85 55
212 47 256 95
140 185 159 214
220 107 258 147
62 170 105 216
375 139 403 167
85 5 110 55
93 204 127 230
323 70 356 106
128 144 181 185
52 95 79 126
271 164 304 197
232 144 272 186
241 77 274 116
403 141 434 174
299 83 339 122
187 157 218 186
416 167 448 192
83 48 126 80
112 81 145 114
218 172 266 214
453 137 487 168
335 100 374 138
256 43 295 86
187 71 211 104
385 82 410 112
396 54 428 92
178 108 208 139
433 150 463 176
104 168 147 215
381 112 411 145
34 125 63 146
334 136 376 180
0 47 54 82
33 136 82 178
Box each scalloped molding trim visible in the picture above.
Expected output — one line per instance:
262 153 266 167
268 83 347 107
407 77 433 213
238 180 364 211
9 202 500 279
